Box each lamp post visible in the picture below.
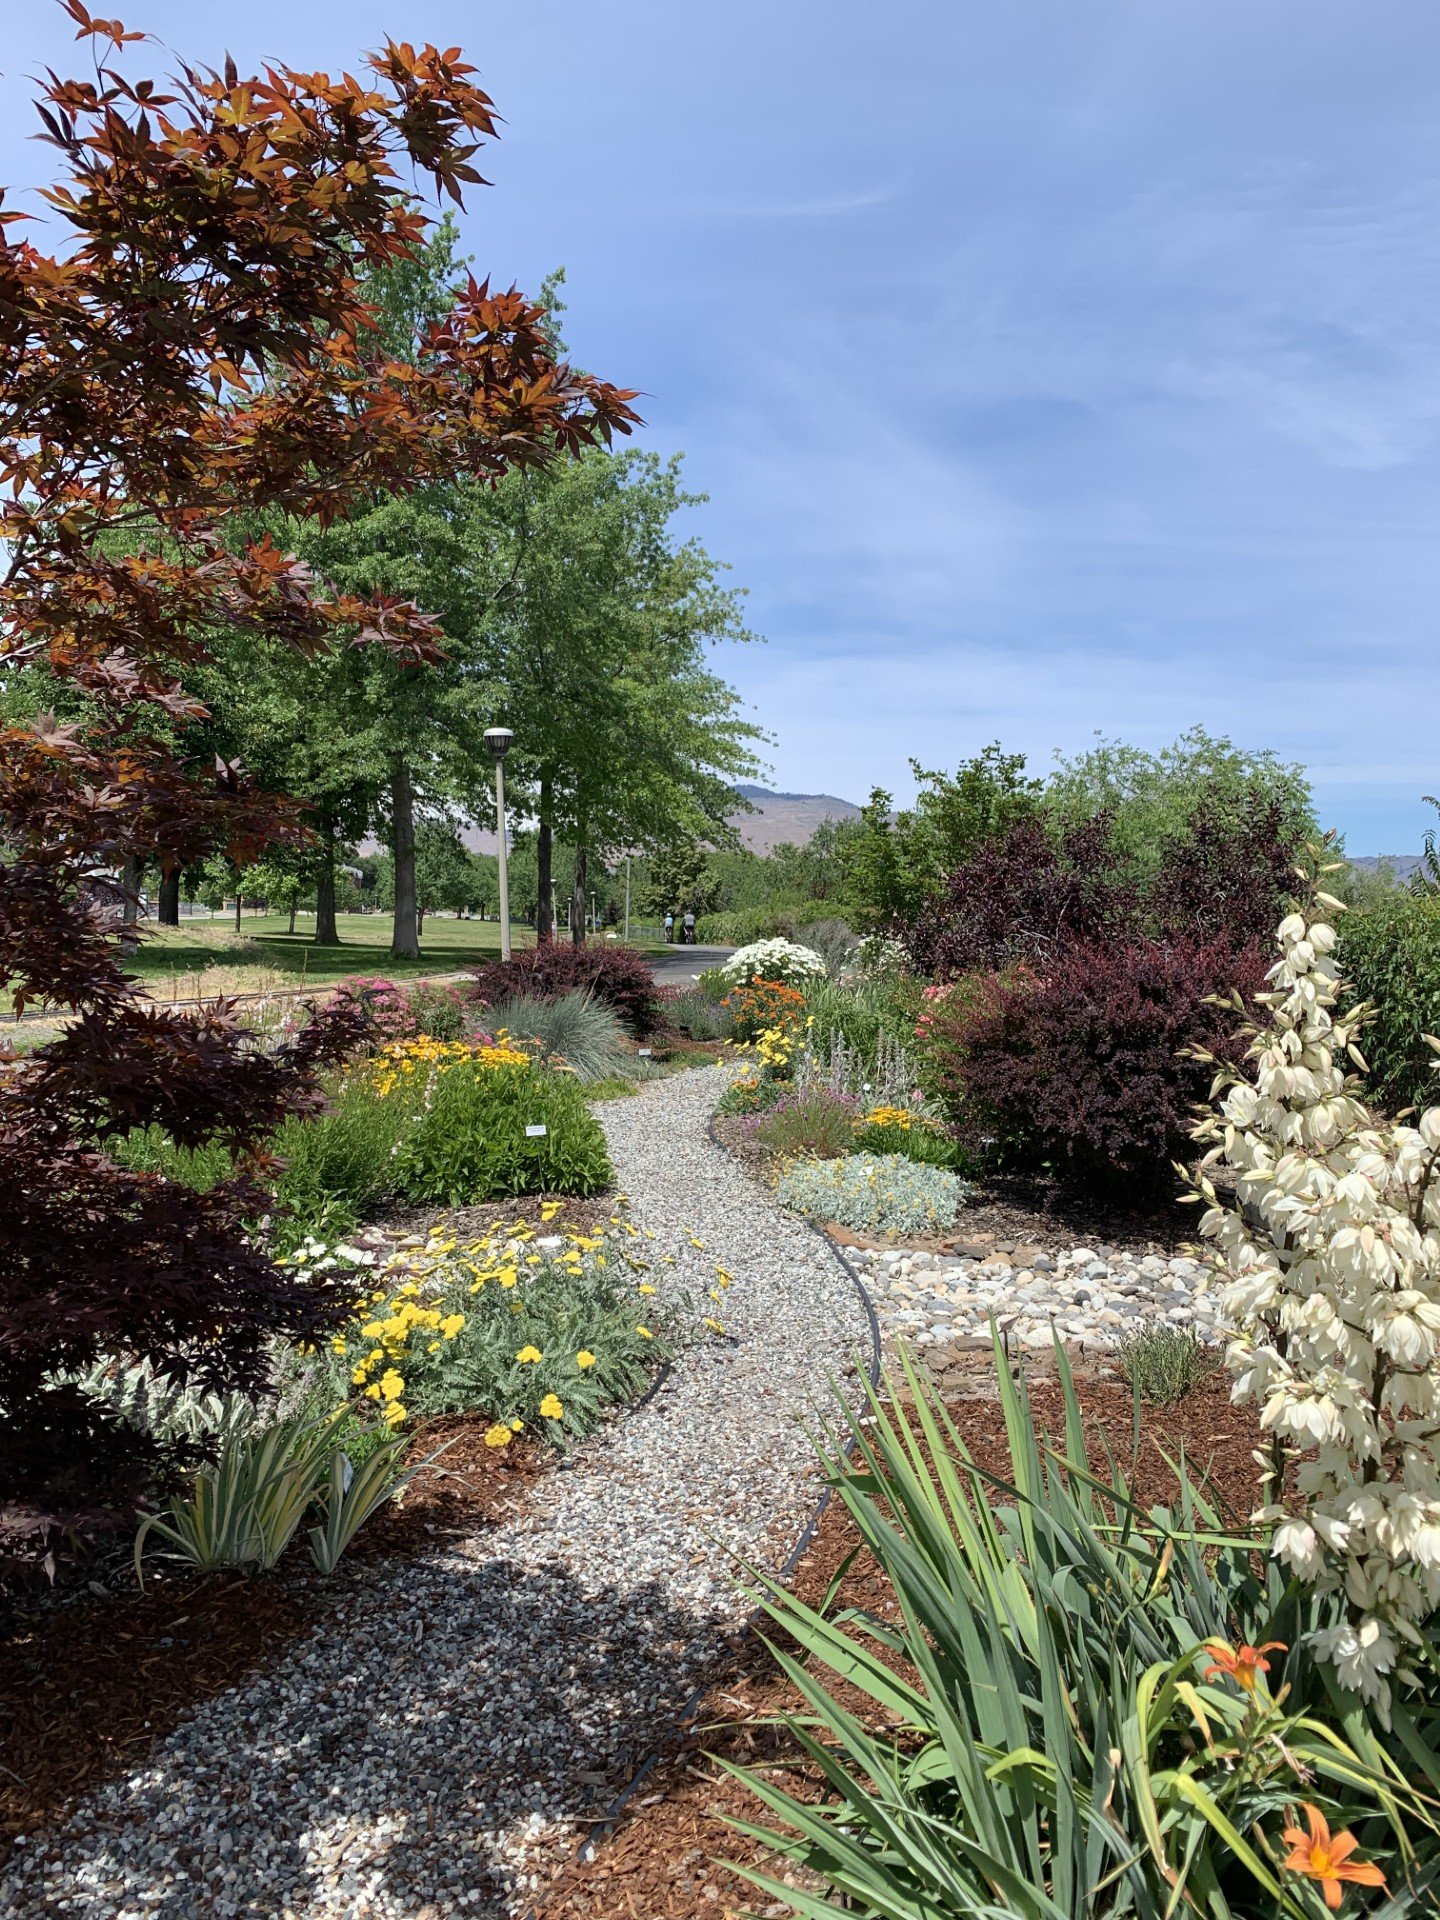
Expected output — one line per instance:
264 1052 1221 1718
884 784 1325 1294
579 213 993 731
483 727 514 961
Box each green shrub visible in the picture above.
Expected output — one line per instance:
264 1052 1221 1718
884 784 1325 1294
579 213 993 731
329 1222 665 1443
668 988 731 1041
110 1126 234 1192
776 1152 970 1236
852 1109 970 1170
715 1072 783 1116
1337 890 1440 1113
269 1075 415 1242
803 973 921 1075
728 1346 1434 1917
1112 1320 1216 1403
391 1060 611 1204
694 966 731 1003
404 980 467 1040
484 989 631 1082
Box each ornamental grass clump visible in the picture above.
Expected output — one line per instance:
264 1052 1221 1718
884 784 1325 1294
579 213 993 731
746 1086 860 1159
776 1152 969 1237
1190 854 1440 1716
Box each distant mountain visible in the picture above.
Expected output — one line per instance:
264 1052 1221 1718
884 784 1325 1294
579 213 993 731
727 784 864 853
1348 855 1425 881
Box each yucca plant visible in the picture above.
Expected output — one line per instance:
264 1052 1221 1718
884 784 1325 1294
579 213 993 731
308 1433 428 1574
133 1411 422 1582
133 1414 334 1581
723 1338 1440 1917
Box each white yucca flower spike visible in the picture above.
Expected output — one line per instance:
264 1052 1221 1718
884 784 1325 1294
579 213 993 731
1189 843 1440 1718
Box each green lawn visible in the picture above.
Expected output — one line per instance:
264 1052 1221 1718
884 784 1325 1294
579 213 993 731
5 913 668 1020
120 913 531 993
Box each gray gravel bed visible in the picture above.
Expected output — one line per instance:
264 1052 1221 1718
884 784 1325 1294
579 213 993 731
3 1065 869 1919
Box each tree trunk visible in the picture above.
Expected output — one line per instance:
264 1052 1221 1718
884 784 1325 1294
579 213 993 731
287 898 297 936
570 833 587 948
390 757 420 960
121 853 141 926
314 816 340 945
536 772 554 945
417 903 426 937
157 865 180 927
234 882 242 936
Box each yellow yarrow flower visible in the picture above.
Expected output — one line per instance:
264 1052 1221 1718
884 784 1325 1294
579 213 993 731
484 1423 512 1448
636 1325 653 1340
575 1350 596 1370
539 1393 564 1420
516 1344 543 1364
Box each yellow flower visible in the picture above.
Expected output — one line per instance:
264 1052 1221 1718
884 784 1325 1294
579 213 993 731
382 1401 407 1426
638 1283 656 1295
636 1325 653 1340
360 1322 385 1341
689 1235 705 1249
363 1383 381 1400
510 1417 523 1431
539 1393 564 1420
516 1344 543 1364
379 1368 405 1402
540 1200 562 1221
576 1350 597 1370
351 1366 370 1385
704 1317 724 1334
441 1313 465 1338
498 1268 519 1289
484 1423 512 1448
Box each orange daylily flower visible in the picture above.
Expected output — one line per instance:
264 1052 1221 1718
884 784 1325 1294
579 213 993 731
1202 1637 1286 1694
1281 1804 1386 1911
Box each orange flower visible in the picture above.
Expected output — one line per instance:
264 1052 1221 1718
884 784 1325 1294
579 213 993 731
1202 1638 1286 1694
1281 1804 1385 1910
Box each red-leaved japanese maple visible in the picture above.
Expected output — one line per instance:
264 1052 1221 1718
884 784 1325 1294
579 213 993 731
0 2 639 1566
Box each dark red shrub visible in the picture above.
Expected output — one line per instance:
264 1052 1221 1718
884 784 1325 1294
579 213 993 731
468 942 664 1036
907 815 1135 978
1149 788 1299 948
929 937 1265 1192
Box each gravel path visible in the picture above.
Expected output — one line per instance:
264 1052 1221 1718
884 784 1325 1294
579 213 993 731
4 1066 870 1920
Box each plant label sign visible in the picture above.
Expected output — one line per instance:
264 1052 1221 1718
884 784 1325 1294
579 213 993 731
525 1124 548 1138
637 1047 652 1058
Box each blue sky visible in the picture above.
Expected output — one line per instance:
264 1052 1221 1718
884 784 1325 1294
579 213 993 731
4 1 1438 850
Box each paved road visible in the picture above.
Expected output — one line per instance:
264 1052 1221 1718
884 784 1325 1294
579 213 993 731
644 943 734 988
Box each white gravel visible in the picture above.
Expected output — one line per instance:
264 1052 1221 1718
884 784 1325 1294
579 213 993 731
3 1066 871 1919
853 1240 1220 1350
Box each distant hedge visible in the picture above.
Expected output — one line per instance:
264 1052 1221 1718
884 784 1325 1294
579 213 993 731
1338 891 1440 1114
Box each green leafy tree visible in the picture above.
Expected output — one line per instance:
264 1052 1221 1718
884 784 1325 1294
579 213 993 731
640 838 719 919
1041 726 1315 886
840 748 1041 931
453 447 763 943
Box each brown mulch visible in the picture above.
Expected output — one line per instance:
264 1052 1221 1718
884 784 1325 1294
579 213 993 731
531 1361 1263 1920
0 1414 542 1860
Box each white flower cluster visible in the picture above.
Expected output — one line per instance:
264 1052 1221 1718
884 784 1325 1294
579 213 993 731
719 936 827 987
1192 876 1440 1715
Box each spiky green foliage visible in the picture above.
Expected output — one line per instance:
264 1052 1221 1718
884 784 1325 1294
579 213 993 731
724 1343 1439 1918
484 989 631 1082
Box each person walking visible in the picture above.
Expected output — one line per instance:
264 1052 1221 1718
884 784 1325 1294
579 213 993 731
683 908 696 945
663 909 674 944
